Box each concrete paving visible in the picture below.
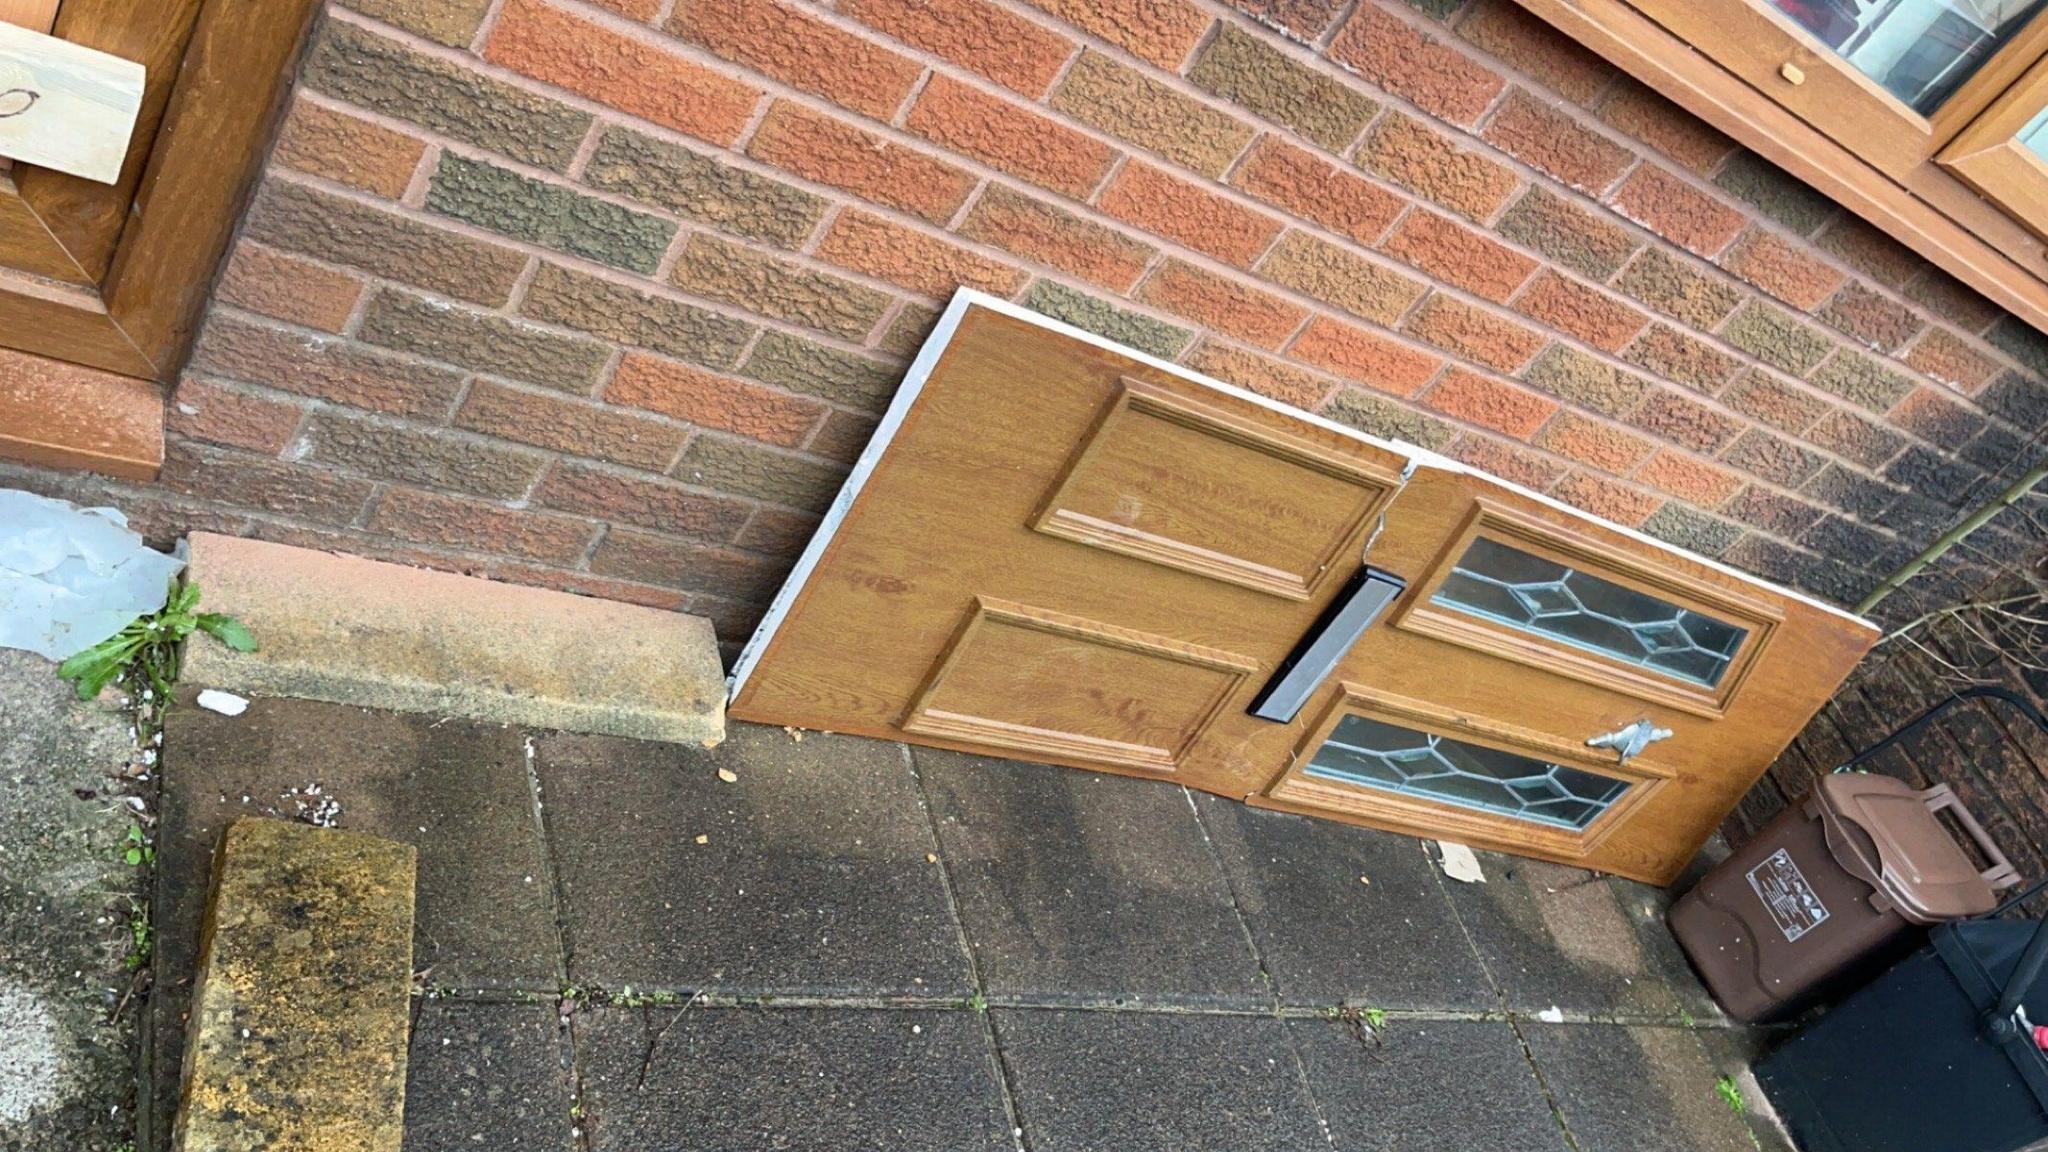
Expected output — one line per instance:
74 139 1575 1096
0 649 148 1152
150 698 1793 1151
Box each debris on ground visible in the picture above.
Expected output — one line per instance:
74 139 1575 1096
194 690 248 717
1538 1006 1565 1023
0 489 183 661
716 768 738 783
1437 841 1486 884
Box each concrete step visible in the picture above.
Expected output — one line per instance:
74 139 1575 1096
171 817 417 1152
181 532 726 745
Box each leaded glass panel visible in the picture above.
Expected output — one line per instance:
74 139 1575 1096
1432 537 1748 688
1306 715 1631 832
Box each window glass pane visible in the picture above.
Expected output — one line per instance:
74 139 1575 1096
1765 0 2047 113
1305 715 1630 832
2020 103 2048 159
1433 537 1749 688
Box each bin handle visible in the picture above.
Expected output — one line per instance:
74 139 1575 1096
1922 784 2022 891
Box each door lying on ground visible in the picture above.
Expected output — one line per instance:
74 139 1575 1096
730 292 1878 885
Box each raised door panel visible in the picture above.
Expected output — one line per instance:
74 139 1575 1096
730 297 1414 784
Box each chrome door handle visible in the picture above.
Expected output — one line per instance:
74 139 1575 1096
1587 719 1671 765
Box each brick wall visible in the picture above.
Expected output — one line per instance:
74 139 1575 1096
7 0 2048 657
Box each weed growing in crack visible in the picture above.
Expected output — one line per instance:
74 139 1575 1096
968 992 988 1013
126 913 152 971
1716 1075 1745 1115
119 825 154 867
58 580 255 703
1364 1007 1388 1030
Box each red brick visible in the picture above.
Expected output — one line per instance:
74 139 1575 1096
1382 210 1536 303
1223 0 1348 38
1481 88 1634 196
216 244 365 334
367 486 597 564
1230 137 1405 248
1421 367 1558 438
1183 338 1334 409
1403 294 1548 373
272 98 426 200
1098 161 1284 267
747 102 977 225
1454 0 1614 106
1718 228 1845 311
1536 410 1654 471
1448 433 1568 489
957 185 1156 292
1596 79 1735 176
494 563 688 612
736 506 822 558
1626 386 1741 454
589 528 785 599
1330 6 1507 129
906 73 1117 199
1722 368 1827 433
191 314 466 420
586 0 662 19
1636 449 1742 506
846 0 1075 97
818 209 1027 298
485 0 761 145
1550 470 1660 525
1817 282 1924 353
1288 315 1442 397
167 377 305 454
1607 164 1744 259
454 380 689 471
608 353 826 448
1510 269 1646 352
1904 327 2001 392
806 408 880 462
1024 0 1211 71
1887 386 1985 444
1359 111 1521 222
673 0 921 120
533 460 753 541
1135 259 1308 350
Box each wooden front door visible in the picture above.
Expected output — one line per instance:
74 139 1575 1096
730 293 1878 885
0 0 318 476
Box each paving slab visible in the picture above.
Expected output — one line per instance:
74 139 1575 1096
404 1001 578 1152
994 1008 1325 1151
1607 876 1725 1024
171 819 416 1152
537 724 971 997
1524 1023 1759 1152
1291 1017 1568 1152
917 749 1268 1007
573 1006 1010 1151
0 649 144 1152
1438 851 1682 1019
180 533 724 745
153 695 564 1147
1194 794 1494 1010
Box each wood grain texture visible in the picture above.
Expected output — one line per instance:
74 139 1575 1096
1512 0 2048 335
0 341 161 478
0 177 91 282
732 304 1877 884
0 0 58 32
15 0 203 280
0 21 145 183
1941 50 2048 241
101 0 321 371
0 268 152 376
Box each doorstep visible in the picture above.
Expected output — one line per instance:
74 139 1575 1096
180 532 725 746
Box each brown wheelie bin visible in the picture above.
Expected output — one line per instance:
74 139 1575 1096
1669 773 2019 1022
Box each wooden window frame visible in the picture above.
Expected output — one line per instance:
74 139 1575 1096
1264 683 1673 861
0 0 322 381
1388 498 1783 719
1513 0 2048 334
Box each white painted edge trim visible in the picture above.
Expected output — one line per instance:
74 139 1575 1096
728 289 1874 702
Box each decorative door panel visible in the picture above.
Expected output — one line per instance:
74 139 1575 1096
732 292 1879 885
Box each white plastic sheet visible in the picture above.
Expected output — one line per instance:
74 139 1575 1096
0 489 183 660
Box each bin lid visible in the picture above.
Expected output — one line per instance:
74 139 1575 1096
1817 774 2000 924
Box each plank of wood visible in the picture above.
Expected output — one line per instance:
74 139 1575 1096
0 340 161 479
0 0 59 33
0 266 154 376
0 21 143 184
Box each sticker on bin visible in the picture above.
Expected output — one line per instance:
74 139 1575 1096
1748 848 1831 942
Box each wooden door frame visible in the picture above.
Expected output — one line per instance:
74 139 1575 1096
0 0 324 382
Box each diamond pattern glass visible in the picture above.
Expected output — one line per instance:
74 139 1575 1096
1306 715 1631 831
1433 537 1748 688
